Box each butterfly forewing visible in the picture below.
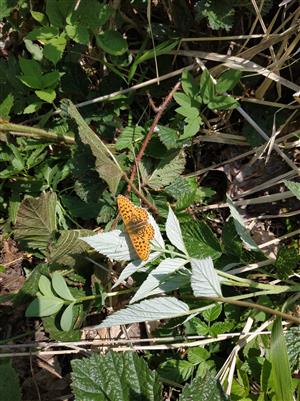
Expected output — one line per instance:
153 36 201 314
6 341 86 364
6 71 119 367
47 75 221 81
117 195 154 261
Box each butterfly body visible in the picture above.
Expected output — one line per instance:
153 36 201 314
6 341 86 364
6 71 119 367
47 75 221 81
117 195 154 261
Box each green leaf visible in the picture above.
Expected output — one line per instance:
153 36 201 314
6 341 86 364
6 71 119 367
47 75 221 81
44 34 67 64
71 0 112 30
0 0 18 19
274 246 299 279
165 177 193 199
35 88 56 103
24 39 43 61
270 318 293 401
157 125 179 149
0 93 14 119
66 24 89 45
182 221 222 259
180 371 227 401
62 100 123 195
26 296 64 317
158 359 194 383
30 10 47 25
13 264 49 306
23 101 42 114
200 70 215 104
188 347 210 365
14 192 57 251
26 26 59 42
182 69 199 97
284 180 300 200
60 303 75 331
208 95 238 110
71 352 162 401
115 125 145 150
202 303 222 322
222 218 243 258
174 92 193 108
46 0 65 27
216 69 241 93
51 271 76 301
227 197 260 252
38 275 54 297
0 360 22 401
181 115 202 140
176 189 197 210
285 326 300 370
148 151 185 190
195 0 235 32
96 30 128 56
97 297 189 328
41 71 60 88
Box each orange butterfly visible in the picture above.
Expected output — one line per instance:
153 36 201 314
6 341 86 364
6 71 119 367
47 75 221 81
117 195 154 261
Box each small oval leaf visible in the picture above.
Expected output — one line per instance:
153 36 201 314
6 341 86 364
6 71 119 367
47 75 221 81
51 271 75 301
26 296 64 317
60 303 75 331
38 275 54 297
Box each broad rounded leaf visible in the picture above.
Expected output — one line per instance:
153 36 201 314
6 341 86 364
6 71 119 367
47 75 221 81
97 297 189 328
26 296 64 317
51 271 76 301
191 257 222 297
71 352 162 401
38 275 54 297
60 303 75 332
166 206 188 255
96 30 128 55
180 371 227 401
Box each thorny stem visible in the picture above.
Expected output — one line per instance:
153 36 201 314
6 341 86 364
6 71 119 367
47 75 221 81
126 80 182 198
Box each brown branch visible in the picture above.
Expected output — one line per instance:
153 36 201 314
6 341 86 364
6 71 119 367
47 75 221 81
126 80 182 196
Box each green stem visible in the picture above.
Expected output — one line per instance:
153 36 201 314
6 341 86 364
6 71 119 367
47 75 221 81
75 288 135 303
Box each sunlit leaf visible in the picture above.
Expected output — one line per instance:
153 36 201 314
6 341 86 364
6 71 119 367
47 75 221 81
191 257 222 297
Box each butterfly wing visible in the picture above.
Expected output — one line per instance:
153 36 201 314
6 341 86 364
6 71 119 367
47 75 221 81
117 195 134 225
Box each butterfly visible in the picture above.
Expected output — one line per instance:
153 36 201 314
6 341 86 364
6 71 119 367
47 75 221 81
117 195 154 261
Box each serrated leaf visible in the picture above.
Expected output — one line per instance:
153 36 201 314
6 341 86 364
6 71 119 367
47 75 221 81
14 192 57 251
179 371 227 401
166 206 188 255
26 296 64 317
0 93 14 119
63 100 122 195
180 115 201 140
191 257 222 297
130 258 188 303
285 326 300 370
66 24 89 44
208 95 238 110
115 125 145 150
81 230 135 261
188 347 210 364
270 318 293 401
35 88 56 103
0 360 22 401
202 303 222 322
158 359 194 383
182 69 199 97
60 303 75 331
284 180 300 200
216 69 241 93
157 125 179 149
182 221 222 259
38 275 54 297
48 229 92 268
112 252 161 289
44 34 67 64
71 352 162 401
165 177 193 199
148 151 185 190
227 197 260 252
200 70 215 104
51 271 75 301
96 297 189 328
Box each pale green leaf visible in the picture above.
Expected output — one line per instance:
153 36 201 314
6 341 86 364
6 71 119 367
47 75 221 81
71 352 162 401
96 30 128 56
115 125 145 150
0 93 14 119
24 39 43 61
130 258 188 303
227 197 260 252
97 297 189 328
157 125 179 149
26 296 64 317
51 271 76 301
284 180 300 201
38 275 54 297
65 24 89 45
35 88 56 103
166 206 188 255
191 257 222 297
60 303 75 331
